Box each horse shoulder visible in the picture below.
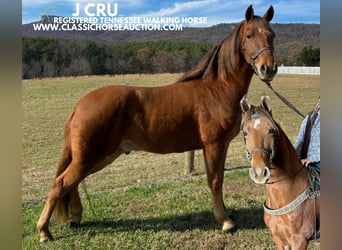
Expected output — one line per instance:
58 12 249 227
195 86 242 143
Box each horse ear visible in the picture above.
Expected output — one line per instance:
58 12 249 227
263 5 274 22
261 95 272 113
245 5 254 21
240 95 251 113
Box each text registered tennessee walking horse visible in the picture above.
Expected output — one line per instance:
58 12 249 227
240 96 320 250
37 5 277 242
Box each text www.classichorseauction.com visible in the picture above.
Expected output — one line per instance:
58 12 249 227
33 2 207 32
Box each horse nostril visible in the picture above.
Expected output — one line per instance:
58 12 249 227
273 63 278 73
261 64 268 75
263 167 270 179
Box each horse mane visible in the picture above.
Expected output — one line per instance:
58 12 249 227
176 22 243 83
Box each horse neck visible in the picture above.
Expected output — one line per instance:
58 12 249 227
177 22 254 97
265 126 310 208
216 36 254 90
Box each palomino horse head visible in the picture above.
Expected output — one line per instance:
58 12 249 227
240 95 278 184
240 5 277 81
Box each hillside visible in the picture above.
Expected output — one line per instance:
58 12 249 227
22 16 320 48
22 16 320 79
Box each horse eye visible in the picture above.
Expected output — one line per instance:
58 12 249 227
269 128 276 134
242 131 247 136
246 34 252 39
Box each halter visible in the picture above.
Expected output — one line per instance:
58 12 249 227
244 140 307 185
246 146 274 163
242 41 273 77
242 112 306 185
243 113 276 165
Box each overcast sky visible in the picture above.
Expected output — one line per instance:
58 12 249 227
22 0 320 25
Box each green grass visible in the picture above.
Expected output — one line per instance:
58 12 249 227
22 73 320 249
23 171 274 249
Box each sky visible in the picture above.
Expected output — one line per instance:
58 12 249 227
22 0 320 26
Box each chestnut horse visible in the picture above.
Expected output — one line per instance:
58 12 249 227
240 96 320 250
37 5 277 242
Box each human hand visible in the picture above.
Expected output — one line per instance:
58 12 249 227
301 158 313 167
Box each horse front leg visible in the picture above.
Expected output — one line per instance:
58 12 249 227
203 142 235 232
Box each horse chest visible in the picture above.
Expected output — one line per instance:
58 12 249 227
198 108 241 143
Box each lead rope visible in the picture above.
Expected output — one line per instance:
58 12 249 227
264 81 305 118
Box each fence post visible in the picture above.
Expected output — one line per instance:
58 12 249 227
184 150 195 175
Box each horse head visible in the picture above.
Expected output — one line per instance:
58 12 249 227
240 95 279 184
240 5 277 81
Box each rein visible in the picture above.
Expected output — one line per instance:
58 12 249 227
266 164 305 184
263 81 305 118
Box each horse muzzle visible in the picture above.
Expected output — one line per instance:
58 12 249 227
249 46 277 81
249 166 270 184
255 63 277 81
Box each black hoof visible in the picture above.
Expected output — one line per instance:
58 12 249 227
228 225 238 235
70 221 81 228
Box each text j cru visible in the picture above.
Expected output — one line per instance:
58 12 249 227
72 3 118 17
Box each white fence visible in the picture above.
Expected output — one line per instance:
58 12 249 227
277 66 320 75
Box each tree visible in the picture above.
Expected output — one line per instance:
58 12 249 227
296 46 320 66
136 47 154 73
84 41 106 75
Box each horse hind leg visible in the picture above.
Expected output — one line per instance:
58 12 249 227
68 186 83 228
37 161 86 242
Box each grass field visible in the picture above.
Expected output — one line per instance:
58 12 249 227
22 73 320 249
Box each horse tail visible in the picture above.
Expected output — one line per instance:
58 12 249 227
54 110 74 223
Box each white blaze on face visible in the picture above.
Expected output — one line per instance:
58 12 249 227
253 118 261 129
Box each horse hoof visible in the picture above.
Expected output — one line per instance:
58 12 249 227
39 236 54 242
70 221 81 228
222 221 236 233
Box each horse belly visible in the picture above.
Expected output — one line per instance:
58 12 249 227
119 140 141 154
122 88 201 153
122 125 202 154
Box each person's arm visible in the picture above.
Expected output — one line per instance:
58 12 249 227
294 115 309 157
307 113 320 162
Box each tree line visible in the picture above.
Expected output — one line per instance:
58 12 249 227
22 37 212 79
22 37 319 79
